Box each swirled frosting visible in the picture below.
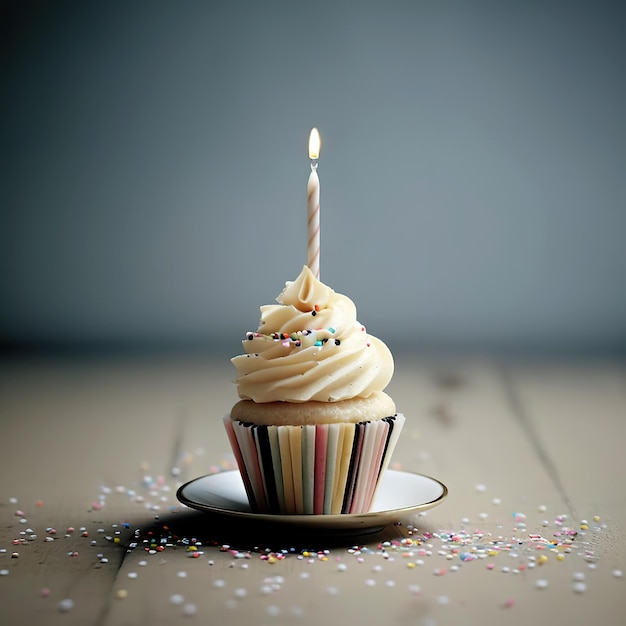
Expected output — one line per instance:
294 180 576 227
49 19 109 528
232 266 394 403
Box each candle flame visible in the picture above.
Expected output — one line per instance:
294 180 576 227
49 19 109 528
308 128 321 160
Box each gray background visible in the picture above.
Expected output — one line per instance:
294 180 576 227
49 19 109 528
2 0 625 356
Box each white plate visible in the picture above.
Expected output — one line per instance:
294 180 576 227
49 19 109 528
176 469 447 531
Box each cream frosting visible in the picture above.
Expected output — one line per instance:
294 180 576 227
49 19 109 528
232 266 394 403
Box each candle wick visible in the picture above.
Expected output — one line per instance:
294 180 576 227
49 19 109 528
310 161 318 171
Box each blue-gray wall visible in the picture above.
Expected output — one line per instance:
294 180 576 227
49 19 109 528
2 0 625 355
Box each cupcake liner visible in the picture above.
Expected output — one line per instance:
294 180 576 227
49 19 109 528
223 413 405 515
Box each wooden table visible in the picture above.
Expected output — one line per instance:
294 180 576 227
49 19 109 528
1 353 625 625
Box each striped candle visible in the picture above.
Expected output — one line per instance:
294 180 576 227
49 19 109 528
307 127 321 279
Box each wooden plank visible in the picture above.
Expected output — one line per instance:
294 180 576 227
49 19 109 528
0 356 230 625
2 355 624 625
505 359 626 562
504 360 626 517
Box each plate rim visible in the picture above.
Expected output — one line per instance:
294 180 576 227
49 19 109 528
176 469 448 529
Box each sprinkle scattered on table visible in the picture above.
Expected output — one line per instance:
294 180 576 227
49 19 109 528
1 456 624 619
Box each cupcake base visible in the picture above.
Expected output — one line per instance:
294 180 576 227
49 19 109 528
223 414 405 515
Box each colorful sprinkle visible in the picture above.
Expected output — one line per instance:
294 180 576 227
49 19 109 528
183 603 197 616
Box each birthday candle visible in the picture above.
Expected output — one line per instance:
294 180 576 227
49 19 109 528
307 127 321 279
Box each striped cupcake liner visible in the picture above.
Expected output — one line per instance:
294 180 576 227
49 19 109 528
223 413 405 515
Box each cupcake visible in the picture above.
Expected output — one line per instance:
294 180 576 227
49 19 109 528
224 265 404 515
